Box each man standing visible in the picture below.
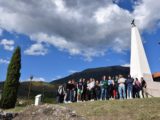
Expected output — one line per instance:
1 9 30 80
141 77 148 98
118 75 126 99
95 80 101 100
100 76 108 100
114 76 119 99
108 76 114 99
56 85 65 103
126 75 134 99
66 80 74 103
82 79 87 101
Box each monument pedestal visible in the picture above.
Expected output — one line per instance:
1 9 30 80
146 81 160 97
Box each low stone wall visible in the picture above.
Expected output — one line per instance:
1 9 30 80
146 81 160 97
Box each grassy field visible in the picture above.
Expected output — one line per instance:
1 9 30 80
3 106 26 113
63 98 160 120
3 98 160 120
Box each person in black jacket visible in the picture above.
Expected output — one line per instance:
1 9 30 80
141 77 148 98
82 78 87 101
66 80 74 103
72 79 77 102
56 85 65 103
95 80 101 100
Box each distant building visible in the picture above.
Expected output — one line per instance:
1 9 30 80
153 72 160 82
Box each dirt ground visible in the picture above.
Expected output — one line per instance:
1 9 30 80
14 104 86 120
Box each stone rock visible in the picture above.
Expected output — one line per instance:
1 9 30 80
0 111 18 120
14 104 86 120
0 109 3 113
70 110 77 117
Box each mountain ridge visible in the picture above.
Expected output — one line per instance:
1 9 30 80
51 65 130 84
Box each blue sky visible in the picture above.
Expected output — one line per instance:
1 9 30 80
0 0 160 82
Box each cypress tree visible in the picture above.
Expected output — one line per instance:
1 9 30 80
0 47 21 109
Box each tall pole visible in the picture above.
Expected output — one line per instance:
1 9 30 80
28 75 33 103
40 81 45 102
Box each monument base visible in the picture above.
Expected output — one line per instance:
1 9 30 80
146 81 160 97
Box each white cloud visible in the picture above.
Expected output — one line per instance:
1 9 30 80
0 0 159 60
69 70 78 74
24 43 48 56
0 58 9 64
33 77 46 82
25 77 46 82
0 0 131 60
0 39 14 51
52 76 62 80
121 63 130 67
133 0 160 30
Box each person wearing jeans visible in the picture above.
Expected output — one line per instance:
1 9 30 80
100 76 108 100
69 89 74 102
127 84 133 99
126 75 134 99
101 88 108 100
66 80 74 103
118 75 126 99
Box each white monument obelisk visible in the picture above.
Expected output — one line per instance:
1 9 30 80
130 20 160 97
130 20 153 81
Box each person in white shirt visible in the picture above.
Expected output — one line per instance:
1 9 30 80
118 75 126 99
87 78 95 101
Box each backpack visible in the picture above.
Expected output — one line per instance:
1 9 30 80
58 86 64 95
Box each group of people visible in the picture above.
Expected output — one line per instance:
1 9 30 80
56 75 148 103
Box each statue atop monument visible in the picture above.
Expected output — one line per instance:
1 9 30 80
131 19 136 27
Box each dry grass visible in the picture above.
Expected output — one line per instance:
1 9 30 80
3 98 160 120
3 106 26 113
63 98 160 120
